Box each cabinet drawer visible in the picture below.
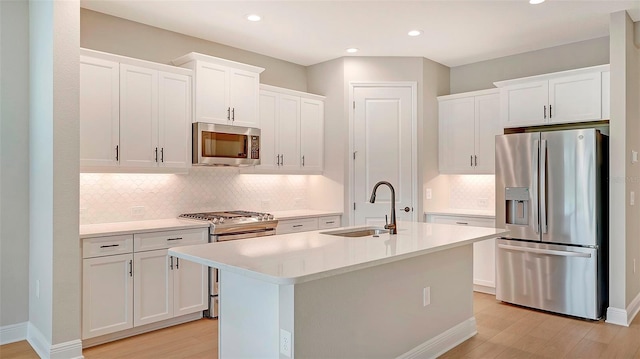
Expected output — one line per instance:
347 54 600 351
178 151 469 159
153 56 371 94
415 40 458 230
277 218 319 234
83 234 134 259
134 228 208 252
427 215 495 228
318 215 341 229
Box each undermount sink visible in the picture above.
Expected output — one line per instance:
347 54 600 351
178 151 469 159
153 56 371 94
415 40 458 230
321 227 389 237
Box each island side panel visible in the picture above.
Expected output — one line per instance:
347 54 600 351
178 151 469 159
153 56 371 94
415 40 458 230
219 270 281 358
293 244 475 358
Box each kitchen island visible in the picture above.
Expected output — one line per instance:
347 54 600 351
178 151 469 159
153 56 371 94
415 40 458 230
169 221 508 358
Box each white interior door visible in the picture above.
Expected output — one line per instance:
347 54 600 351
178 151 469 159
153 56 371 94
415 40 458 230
353 84 415 227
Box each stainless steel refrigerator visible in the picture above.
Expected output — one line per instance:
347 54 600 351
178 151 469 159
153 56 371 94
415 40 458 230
495 128 608 320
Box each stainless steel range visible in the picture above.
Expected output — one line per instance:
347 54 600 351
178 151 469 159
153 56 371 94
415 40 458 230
179 210 278 318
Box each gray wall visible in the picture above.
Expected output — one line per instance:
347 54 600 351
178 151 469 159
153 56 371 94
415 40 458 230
81 9 308 92
450 37 610 93
0 0 30 330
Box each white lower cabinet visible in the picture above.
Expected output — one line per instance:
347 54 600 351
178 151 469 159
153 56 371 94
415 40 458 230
276 215 341 234
425 214 496 294
82 252 134 339
82 228 207 340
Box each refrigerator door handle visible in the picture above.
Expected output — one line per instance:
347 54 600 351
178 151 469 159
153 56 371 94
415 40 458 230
533 140 540 234
540 139 548 234
498 244 592 258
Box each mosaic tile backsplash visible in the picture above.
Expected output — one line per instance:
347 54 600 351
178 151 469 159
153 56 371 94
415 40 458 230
80 167 310 224
448 175 495 210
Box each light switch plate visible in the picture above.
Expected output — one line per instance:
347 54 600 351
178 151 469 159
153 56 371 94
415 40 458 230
631 191 635 206
425 188 432 200
633 151 638 163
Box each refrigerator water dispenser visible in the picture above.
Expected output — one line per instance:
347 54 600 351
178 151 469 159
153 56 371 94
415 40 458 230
505 187 529 225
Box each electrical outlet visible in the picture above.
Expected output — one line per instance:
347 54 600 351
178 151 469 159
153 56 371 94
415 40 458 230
280 329 292 357
425 188 432 200
423 287 431 307
633 151 638 163
477 198 488 208
631 192 635 206
131 206 145 217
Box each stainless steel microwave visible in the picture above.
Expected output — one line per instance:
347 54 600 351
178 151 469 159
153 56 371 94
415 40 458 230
192 122 261 166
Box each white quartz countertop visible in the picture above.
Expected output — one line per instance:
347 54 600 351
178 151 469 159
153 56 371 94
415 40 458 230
80 219 209 239
169 221 508 285
269 209 342 220
424 208 495 218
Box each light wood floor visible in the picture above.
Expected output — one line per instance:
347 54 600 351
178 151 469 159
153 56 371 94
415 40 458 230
2 293 639 359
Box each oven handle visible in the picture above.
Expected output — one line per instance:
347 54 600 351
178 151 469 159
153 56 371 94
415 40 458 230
215 230 275 242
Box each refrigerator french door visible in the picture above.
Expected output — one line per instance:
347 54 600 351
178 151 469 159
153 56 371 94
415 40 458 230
495 129 608 320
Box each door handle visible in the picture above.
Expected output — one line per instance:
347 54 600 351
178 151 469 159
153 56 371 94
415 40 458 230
540 140 548 234
403 207 410 212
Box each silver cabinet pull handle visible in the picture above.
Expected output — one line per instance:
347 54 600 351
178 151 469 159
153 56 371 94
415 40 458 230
176 257 180 269
549 104 552 118
155 147 158 162
100 244 120 248
470 155 473 167
161 148 164 163
544 105 547 119
227 107 230 121
170 256 174 270
302 155 305 166
115 145 119 161
129 260 133 277
232 108 235 121
167 237 183 241
293 224 303 228
325 221 335 224
281 154 284 165
474 155 477 167
277 154 280 166
456 222 468 225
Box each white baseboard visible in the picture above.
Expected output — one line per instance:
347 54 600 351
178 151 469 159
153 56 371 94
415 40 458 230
627 291 640 325
26 323 84 359
0 321 28 345
396 317 477 359
82 312 203 348
605 307 628 326
473 284 495 295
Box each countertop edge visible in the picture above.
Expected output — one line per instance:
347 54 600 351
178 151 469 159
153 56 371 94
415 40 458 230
80 219 210 239
168 228 508 285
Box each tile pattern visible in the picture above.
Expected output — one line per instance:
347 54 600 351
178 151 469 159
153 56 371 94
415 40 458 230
449 175 495 211
79 168 310 224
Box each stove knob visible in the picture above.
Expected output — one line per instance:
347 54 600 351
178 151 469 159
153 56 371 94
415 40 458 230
211 218 218 224
268 214 274 220
219 218 225 224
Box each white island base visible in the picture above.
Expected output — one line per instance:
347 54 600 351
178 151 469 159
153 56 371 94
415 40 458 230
169 221 508 358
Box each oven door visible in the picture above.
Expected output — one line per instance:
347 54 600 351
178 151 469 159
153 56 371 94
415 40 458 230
193 122 260 166
206 228 276 318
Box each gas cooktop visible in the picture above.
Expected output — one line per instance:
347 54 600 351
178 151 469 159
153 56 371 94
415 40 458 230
179 210 278 234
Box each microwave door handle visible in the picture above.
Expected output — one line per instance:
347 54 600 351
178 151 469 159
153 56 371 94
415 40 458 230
540 140 547 234
532 140 539 234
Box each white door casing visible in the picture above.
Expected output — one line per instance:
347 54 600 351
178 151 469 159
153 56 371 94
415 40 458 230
351 83 417 227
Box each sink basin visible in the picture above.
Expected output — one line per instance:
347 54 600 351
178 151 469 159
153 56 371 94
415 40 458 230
321 227 389 237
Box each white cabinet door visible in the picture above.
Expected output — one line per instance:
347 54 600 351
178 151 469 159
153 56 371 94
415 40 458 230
277 94 301 171
439 97 475 173
229 69 260 128
258 90 279 170
120 64 159 168
172 256 208 316
300 98 324 172
134 249 173 326
474 94 500 173
195 61 229 125
548 72 602 124
158 71 191 169
602 71 610 120
82 253 133 339
80 56 120 168
500 81 548 128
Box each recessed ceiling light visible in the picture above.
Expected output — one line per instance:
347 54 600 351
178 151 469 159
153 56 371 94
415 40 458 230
529 0 545 4
246 14 261 22
346 48 359 53
408 30 422 37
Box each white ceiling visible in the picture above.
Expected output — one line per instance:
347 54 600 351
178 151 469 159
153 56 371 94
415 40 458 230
81 0 640 67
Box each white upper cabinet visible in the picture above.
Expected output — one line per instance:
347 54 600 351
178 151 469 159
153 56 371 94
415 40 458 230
120 64 159 168
495 64 609 128
250 85 325 174
172 52 264 128
438 89 500 174
80 56 120 168
80 48 192 173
